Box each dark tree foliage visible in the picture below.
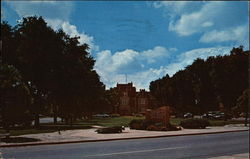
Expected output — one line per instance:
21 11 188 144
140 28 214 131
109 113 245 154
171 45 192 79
233 89 249 125
0 64 32 129
150 46 249 116
1 16 105 127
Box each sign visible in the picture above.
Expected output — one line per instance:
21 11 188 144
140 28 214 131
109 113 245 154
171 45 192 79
145 106 170 127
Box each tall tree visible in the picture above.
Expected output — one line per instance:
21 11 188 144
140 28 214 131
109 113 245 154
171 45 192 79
1 16 106 126
233 89 249 126
0 64 32 130
150 46 249 116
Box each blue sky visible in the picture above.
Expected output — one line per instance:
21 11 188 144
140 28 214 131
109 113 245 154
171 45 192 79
1 1 249 90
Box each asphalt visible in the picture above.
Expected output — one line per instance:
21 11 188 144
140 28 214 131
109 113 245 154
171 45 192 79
1 131 249 159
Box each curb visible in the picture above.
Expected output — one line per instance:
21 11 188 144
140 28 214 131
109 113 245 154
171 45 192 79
0 129 248 148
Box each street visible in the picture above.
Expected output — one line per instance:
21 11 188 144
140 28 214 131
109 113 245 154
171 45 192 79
1 131 249 159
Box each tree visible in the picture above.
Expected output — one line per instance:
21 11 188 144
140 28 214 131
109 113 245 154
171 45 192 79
0 64 32 130
1 21 19 65
1 16 106 127
101 89 120 114
13 16 63 127
150 46 249 116
186 58 217 113
233 89 249 126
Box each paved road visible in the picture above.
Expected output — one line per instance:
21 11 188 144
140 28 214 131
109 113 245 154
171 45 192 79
1 131 249 159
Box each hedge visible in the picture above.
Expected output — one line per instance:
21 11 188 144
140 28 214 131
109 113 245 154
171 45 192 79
180 118 210 129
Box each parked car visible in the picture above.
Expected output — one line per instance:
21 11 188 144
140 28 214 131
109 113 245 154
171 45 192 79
201 113 208 119
202 111 225 120
92 114 110 118
184 113 193 118
134 114 144 117
213 112 225 120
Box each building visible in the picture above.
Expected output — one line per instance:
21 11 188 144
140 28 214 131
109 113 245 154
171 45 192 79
113 82 155 115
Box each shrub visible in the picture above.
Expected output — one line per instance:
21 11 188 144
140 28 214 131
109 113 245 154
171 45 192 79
130 119 183 131
110 114 120 117
180 119 210 129
141 120 155 130
129 119 144 129
154 122 164 127
95 126 124 134
146 125 159 131
129 119 155 130
165 125 182 131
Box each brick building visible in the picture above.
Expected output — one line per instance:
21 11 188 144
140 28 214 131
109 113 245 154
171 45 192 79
113 82 155 115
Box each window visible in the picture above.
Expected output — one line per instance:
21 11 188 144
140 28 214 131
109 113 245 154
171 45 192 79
121 98 128 105
123 92 128 96
140 98 146 104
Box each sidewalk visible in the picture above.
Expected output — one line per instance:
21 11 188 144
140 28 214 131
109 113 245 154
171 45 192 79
208 153 249 159
0 124 249 147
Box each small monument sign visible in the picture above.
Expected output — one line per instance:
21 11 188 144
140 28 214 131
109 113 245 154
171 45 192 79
145 106 170 127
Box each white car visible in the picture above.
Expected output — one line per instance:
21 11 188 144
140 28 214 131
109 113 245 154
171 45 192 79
184 113 193 118
92 114 110 118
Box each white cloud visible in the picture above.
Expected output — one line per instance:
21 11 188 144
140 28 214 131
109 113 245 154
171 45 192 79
95 46 232 90
168 2 224 36
153 1 202 16
201 21 214 27
94 46 172 90
95 46 170 73
124 67 168 90
141 46 170 63
199 24 249 46
46 19 99 52
6 1 73 21
5 1 98 52
153 1 248 38
153 1 249 47
96 66 168 91
95 49 140 74
164 46 231 76
1 6 5 19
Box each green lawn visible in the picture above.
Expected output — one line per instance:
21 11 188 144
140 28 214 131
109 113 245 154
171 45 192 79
0 116 246 136
208 119 246 126
0 129 56 136
0 116 144 136
0 125 93 136
76 116 145 127
170 118 183 126
170 118 246 126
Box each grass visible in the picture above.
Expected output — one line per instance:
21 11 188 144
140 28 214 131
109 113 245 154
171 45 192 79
0 116 246 136
208 119 246 126
170 118 183 126
170 118 246 126
0 116 144 136
0 137 41 143
0 129 56 136
0 125 92 136
76 116 145 127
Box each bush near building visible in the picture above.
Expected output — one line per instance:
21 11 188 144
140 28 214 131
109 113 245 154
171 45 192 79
180 118 210 129
95 126 125 134
129 119 181 131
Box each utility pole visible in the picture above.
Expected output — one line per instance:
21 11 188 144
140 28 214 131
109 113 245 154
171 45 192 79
125 74 127 84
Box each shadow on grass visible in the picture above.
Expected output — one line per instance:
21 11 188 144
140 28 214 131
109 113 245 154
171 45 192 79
0 137 41 143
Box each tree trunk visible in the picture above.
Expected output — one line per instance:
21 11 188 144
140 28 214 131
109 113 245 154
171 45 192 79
53 105 57 124
34 113 40 128
244 111 248 126
53 115 57 124
70 116 73 128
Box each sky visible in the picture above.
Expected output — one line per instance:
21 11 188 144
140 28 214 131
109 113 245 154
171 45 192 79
1 1 249 90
